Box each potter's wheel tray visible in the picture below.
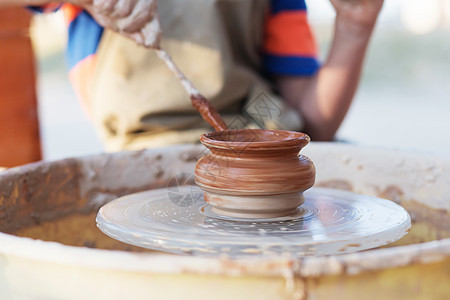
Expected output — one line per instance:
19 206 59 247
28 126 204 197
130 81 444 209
96 186 410 257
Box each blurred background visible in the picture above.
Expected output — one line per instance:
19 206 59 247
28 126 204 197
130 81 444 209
30 0 450 160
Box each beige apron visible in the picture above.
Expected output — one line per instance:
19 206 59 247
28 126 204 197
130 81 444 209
91 0 303 152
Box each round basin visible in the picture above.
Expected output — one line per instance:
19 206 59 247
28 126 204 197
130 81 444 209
0 143 449 299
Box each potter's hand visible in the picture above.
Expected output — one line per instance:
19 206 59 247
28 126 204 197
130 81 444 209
330 0 383 31
1 0 161 46
77 0 161 48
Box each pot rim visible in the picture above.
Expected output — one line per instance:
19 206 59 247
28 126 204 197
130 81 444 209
200 129 310 150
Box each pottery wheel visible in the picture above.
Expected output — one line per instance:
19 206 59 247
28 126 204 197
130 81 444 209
96 186 411 257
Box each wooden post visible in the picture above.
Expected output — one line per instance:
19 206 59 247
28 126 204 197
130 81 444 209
0 7 42 167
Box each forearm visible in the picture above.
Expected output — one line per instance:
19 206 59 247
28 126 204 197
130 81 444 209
276 2 379 141
302 18 374 141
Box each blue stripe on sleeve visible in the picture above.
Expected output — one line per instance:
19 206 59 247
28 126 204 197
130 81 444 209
271 0 307 14
28 6 45 13
27 5 61 13
263 54 320 76
66 11 103 69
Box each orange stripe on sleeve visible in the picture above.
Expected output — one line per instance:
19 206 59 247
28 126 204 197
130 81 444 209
61 4 83 25
68 54 97 119
264 11 318 57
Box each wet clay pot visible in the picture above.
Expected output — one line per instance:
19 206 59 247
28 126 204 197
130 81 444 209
194 129 316 218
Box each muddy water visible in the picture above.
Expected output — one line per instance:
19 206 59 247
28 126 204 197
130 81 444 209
381 201 450 248
316 180 450 248
12 211 151 252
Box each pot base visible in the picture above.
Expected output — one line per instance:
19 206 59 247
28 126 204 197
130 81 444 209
210 207 300 219
202 190 305 219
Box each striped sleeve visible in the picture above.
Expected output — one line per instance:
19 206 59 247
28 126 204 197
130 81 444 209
263 0 320 76
29 4 104 115
62 5 103 70
61 4 104 115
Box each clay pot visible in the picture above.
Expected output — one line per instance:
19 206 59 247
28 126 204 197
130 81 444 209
195 129 315 218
